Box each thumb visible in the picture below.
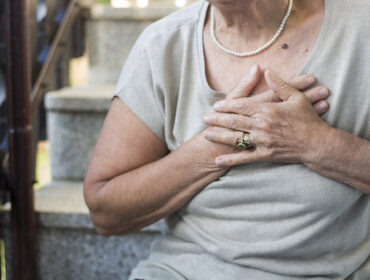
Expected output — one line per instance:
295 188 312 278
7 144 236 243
226 64 260 99
265 69 300 101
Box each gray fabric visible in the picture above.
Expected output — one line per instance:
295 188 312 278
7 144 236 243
128 261 183 280
113 0 370 279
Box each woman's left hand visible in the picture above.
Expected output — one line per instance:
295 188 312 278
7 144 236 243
203 70 332 166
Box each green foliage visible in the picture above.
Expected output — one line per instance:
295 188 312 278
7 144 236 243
97 0 111 4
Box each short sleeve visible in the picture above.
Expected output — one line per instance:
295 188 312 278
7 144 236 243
111 31 165 142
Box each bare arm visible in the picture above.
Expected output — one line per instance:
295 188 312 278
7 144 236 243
84 98 230 236
305 126 370 193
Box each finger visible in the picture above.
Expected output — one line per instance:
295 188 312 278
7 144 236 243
238 86 330 115
287 74 316 91
247 89 279 103
265 69 301 101
304 86 330 104
215 148 269 167
313 100 329 115
203 112 253 132
213 99 261 115
243 79 324 104
204 126 244 147
227 64 260 99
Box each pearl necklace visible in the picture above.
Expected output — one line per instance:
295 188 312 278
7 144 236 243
210 0 294 57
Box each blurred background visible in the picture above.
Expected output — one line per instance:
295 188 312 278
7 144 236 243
0 0 196 279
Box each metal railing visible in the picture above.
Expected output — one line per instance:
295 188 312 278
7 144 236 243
2 0 85 279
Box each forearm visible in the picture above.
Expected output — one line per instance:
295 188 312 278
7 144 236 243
305 125 370 193
86 133 229 236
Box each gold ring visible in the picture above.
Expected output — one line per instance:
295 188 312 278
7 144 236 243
237 133 254 150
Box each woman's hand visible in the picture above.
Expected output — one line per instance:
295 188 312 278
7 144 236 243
223 65 330 115
203 69 331 166
200 64 328 164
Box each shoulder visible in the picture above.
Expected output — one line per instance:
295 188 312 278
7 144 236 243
332 0 370 26
327 0 370 48
135 1 205 53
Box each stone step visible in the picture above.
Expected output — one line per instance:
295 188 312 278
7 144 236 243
0 181 166 280
86 2 198 84
45 85 114 181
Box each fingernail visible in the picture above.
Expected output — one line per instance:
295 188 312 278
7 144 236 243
319 87 329 98
306 76 316 84
319 102 327 110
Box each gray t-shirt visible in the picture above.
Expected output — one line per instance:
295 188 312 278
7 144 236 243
113 1 370 279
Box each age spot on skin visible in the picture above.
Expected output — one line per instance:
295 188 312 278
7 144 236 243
281 43 289 49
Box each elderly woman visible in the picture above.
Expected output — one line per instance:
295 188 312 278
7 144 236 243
84 0 370 279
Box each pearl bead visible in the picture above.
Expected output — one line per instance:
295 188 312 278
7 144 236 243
210 0 293 57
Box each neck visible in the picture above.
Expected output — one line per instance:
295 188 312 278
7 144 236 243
208 0 291 45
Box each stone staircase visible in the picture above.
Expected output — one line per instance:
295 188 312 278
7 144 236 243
1 1 197 279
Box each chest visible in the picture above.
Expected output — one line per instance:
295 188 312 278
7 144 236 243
203 16 324 94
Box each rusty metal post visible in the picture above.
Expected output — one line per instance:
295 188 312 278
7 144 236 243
4 0 36 279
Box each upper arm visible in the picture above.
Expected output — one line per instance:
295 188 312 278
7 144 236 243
84 25 168 202
84 97 168 199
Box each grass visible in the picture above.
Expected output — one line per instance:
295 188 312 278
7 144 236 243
1 239 5 280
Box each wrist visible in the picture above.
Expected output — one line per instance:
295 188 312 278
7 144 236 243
302 122 335 169
175 131 230 174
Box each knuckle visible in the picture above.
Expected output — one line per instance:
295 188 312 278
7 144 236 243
260 105 276 116
270 91 279 102
288 77 303 89
213 114 222 124
258 135 272 147
230 117 240 130
237 153 246 164
238 101 250 114
204 127 215 137
265 149 276 159
275 80 289 92
262 90 278 102
296 92 307 102
225 157 235 166
236 103 244 113
259 121 271 132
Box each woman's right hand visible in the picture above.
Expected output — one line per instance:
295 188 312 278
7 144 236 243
201 64 330 160
222 64 329 114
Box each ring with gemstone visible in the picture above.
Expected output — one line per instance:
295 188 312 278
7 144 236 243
237 133 254 150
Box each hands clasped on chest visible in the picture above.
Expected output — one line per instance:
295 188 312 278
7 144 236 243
203 64 331 167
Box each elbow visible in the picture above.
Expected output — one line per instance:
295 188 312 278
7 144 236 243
83 179 103 217
93 223 118 237
83 179 148 236
91 217 140 237
83 181 136 236
88 209 133 237
83 180 119 236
